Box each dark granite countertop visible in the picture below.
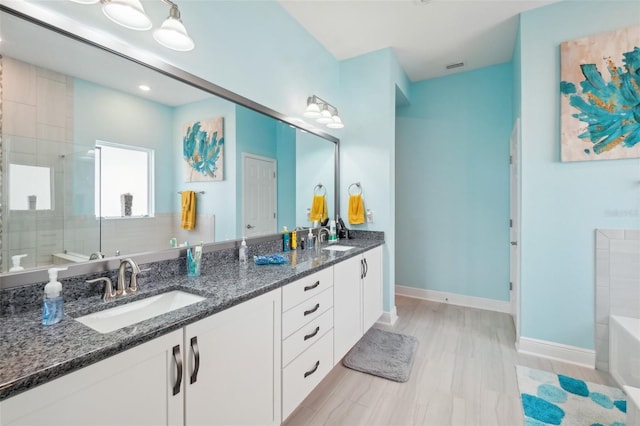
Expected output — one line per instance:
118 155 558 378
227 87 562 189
0 238 383 401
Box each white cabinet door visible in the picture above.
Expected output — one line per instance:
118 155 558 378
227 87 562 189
184 289 281 426
362 246 383 331
0 330 184 426
333 254 362 362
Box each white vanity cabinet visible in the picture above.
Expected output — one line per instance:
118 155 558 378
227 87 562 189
334 246 383 362
183 289 281 426
0 329 185 426
0 289 281 426
281 267 334 420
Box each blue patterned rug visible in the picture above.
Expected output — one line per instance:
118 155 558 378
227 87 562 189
516 366 627 426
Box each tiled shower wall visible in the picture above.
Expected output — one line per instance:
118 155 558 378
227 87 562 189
595 229 640 371
1 56 74 271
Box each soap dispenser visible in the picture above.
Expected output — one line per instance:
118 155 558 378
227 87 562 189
307 228 315 250
9 254 27 272
239 236 248 263
42 267 67 326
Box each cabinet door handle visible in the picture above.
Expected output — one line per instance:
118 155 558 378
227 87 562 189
360 259 364 279
304 281 320 292
190 336 200 385
304 303 320 316
172 345 182 396
304 361 320 378
364 258 369 278
304 326 320 341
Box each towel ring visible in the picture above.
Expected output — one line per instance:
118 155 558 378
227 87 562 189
348 182 362 196
314 183 326 196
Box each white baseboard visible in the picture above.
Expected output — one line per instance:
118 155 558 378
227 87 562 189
517 336 596 368
395 285 511 314
376 306 398 326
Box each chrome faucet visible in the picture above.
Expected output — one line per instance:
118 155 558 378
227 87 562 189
317 227 330 243
117 258 141 296
315 227 330 256
86 277 116 301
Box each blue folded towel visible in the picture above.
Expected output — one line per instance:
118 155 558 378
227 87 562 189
253 254 287 265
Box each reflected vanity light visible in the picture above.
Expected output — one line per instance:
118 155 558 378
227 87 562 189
304 95 344 129
138 84 151 91
71 0 195 51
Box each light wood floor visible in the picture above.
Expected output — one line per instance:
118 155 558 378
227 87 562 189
283 295 617 426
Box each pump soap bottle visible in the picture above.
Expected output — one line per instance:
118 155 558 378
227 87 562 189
9 254 27 272
239 236 248 263
42 267 67 326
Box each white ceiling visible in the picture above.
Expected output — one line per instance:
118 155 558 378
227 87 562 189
278 0 560 82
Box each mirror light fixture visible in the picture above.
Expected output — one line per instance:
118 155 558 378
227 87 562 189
71 0 195 51
304 95 344 129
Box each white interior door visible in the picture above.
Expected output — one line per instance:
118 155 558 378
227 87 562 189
243 154 277 238
509 119 521 341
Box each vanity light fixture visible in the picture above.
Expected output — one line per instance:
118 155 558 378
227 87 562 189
102 0 152 31
153 2 195 51
304 95 344 129
71 0 195 51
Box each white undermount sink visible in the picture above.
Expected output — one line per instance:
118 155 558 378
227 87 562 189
322 245 355 252
75 290 206 334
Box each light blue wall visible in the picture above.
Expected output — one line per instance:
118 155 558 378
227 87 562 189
295 131 336 226
173 97 237 241
235 105 282 236
339 48 410 314
518 1 640 349
277 124 296 231
73 78 173 214
396 63 513 301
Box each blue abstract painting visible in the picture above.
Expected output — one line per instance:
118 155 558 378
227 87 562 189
560 26 640 162
183 116 224 182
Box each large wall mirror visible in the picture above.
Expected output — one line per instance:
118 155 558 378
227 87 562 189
0 4 338 278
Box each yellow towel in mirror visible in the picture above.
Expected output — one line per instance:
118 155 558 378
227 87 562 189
309 195 328 223
348 194 365 225
181 191 196 230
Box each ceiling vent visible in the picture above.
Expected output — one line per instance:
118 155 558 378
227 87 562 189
446 62 465 70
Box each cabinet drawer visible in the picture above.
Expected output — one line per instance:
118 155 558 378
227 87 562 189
282 267 333 311
282 329 333 420
282 286 333 339
283 308 333 367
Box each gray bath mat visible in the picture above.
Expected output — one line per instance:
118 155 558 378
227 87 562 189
342 328 418 382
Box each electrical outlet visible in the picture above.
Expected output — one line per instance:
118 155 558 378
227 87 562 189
366 209 374 223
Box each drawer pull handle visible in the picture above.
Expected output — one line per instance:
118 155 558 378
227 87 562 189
304 281 320 291
172 345 182 396
304 303 320 316
364 258 369 278
304 326 320 341
304 361 320 378
190 336 200 384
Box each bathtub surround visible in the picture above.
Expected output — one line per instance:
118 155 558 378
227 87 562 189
595 229 640 372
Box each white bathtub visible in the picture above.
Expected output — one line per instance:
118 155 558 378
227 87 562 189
610 315 640 424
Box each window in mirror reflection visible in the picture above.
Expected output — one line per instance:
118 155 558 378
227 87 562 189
95 141 154 218
9 164 53 211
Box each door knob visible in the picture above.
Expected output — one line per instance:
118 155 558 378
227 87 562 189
510 241 517 246
246 224 255 229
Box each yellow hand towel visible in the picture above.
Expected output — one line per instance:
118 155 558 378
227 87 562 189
181 191 196 230
348 194 365 225
309 194 328 223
